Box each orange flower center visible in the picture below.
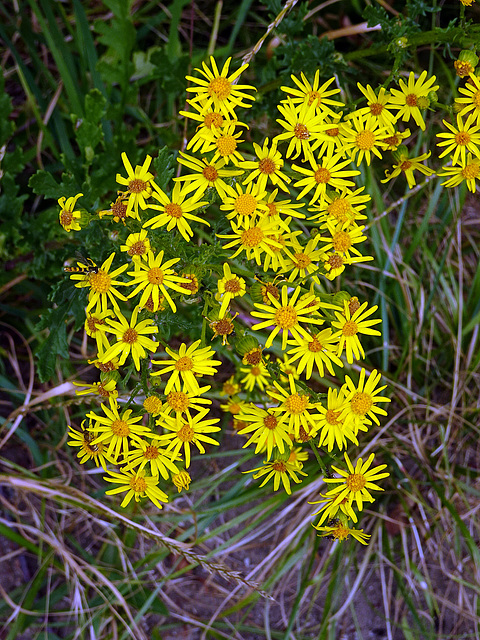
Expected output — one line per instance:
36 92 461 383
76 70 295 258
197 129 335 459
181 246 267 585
122 328 138 344
327 254 344 269
275 305 298 329
128 240 147 256
384 134 400 148
112 200 127 219
208 76 232 101
284 393 309 414
244 348 262 365
144 396 162 413
181 274 199 294
462 161 480 179
262 283 279 302
455 131 471 146
86 316 104 332
203 165 219 181
332 231 352 252
351 391 373 416
293 252 311 269
263 414 278 430
60 210 73 226
400 160 412 172
294 123 310 139
266 202 277 216
129 476 147 492
328 198 351 221
129 179 148 194
314 167 331 184
204 112 224 128
258 157 277 175
369 102 383 115
175 356 193 371
144 445 160 459
148 267 164 284
405 94 418 107
167 390 191 412
355 130 375 150
89 270 111 293
235 193 257 216
307 90 322 105
224 278 242 293
346 473 367 492
216 135 237 156
473 90 480 108
177 423 195 442
165 203 183 219
325 409 341 425
326 127 339 138
241 226 263 248
272 461 287 472
111 419 130 438
212 318 234 336
342 320 358 337
308 336 323 352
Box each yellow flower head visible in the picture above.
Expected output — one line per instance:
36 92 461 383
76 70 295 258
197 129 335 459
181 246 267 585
58 193 83 232
116 153 154 220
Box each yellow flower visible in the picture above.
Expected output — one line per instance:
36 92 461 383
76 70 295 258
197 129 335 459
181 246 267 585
318 223 369 261
436 112 480 164
341 368 391 431
174 153 243 198
87 399 153 461
281 236 324 282
161 383 212 418
67 421 115 471
381 148 435 189
84 308 115 354
172 470 191 492
292 151 360 205
455 73 480 123
120 229 151 262
217 217 283 266
116 153 154 220
240 138 291 191
143 395 163 416
321 250 372 280
127 250 191 313
245 457 308 495
267 375 322 438
185 56 256 117
220 181 269 226
274 98 328 160
68 252 129 313
123 439 180 478
286 328 343 379
206 122 246 165
104 468 169 509
263 189 306 222
237 405 292 459
388 70 439 130
156 408 221 468
323 451 390 511
315 113 349 158
438 153 480 192
151 340 222 395
341 113 389 166
355 83 397 130
207 312 238 346
251 285 324 350
239 361 271 392
331 300 381 364
314 522 371 545
73 378 118 401
98 196 129 224
100 306 158 370
144 182 209 242
310 492 359 525
58 193 83 232
308 187 370 230
316 387 359 452
180 100 235 151
380 128 411 151
280 72 344 116
215 263 246 318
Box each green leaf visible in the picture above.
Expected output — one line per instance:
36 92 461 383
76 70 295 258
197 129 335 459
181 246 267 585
153 147 176 192
28 171 61 199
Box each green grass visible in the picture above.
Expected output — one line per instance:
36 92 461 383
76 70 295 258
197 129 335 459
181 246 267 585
1 0 480 638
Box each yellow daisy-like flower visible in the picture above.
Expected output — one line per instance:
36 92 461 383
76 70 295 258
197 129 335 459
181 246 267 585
84 308 115 354
100 306 158 370
281 236 323 282
205 122 246 165
323 451 390 511
267 375 322 438
308 187 370 230
314 522 371 545
215 263 246 318
245 457 308 495
73 378 118 401
120 229 151 262
127 250 191 313
292 151 360 206
123 438 180 478
151 340 222 395
179 272 200 296
388 70 439 130
331 300 381 364
220 181 269 226
240 138 291 192
116 153 154 220
69 252 129 313
104 467 169 510
275 98 329 160
237 405 292 459
355 84 397 130
281 72 344 116
98 196 129 224
263 189 306 222
438 153 480 192
185 56 256 117
381 147 435 189
156 408 221 468
180 101 239 153
67 421 115 471
251 285 324 350
455 73 480 124
161 383 212 418
287 446 309 468
318 223 369 261
316 387 359 452
436 112 480 164
87 399 153 461
172 470 191 493
239 361 271 392
310 492 359 525
286 328 343 379
220 395 248 416
381 128 411 151
58 193 83 232
341 113 389 166
143 395 163 416
217 216 282 266
144 182 209 242
174 153 243 198
220 375 241 396
341 368 391 431
207 312 238 346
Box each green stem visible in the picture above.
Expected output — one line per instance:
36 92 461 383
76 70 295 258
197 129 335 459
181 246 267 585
309 440 327 475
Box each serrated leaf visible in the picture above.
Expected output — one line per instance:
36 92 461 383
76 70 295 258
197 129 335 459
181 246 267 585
153 147 176 192
29 171 60 199
85 89 107 123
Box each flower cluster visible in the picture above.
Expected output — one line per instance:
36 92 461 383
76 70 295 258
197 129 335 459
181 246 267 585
62 53 480 543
